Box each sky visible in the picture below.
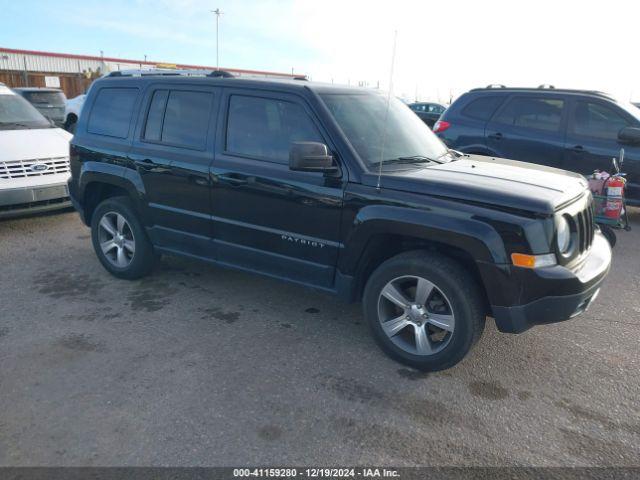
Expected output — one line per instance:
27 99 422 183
1 0 639 103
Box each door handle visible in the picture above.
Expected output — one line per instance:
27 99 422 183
191 176 209 187
488 132 503 140
135 158 159 171
569 145 585 153
218 175 247 186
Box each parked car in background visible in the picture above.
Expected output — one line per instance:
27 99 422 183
68 70 610 371
0 83 72 217
13 87 67 128
64 94 86 133
409 102 446 127
434 86 640 205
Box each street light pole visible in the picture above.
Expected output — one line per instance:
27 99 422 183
211 8 223 69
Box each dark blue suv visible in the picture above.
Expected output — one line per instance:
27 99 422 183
434 86 640 205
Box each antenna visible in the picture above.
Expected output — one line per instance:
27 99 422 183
211 8 224 69
377 30 398 191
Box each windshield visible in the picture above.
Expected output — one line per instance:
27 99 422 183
320 92 449 166
0 92 51 129
21 91 66 106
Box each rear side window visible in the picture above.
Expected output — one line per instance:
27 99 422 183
571 101 630 140
226 95 323 164
143 90 213 150
87 88 138 138
461 96 504 121
494 97 564 132
143 90 168 142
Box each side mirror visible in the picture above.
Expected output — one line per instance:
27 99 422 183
289 142 337 173
618 126 640 145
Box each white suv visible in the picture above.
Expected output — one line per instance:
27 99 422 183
0 83 72 218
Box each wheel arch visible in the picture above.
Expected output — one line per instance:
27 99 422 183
79 166 143 225
340 205 505 308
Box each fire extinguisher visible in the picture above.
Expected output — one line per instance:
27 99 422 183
604 174 625 219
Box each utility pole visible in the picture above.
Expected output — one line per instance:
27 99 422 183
211 8 223 69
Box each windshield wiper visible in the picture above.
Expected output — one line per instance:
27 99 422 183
371 155 443 166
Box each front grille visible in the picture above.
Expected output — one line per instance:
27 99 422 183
574 199 595 255
0 157 70 179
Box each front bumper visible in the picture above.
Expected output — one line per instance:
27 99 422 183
0 182 71 218
488 231 612 334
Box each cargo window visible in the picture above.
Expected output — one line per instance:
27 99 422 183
87 88 138 138
226 95 323 164
494 97 564 132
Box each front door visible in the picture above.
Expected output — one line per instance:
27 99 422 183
485 95 567 168
564 98 640 202
209 89 346 288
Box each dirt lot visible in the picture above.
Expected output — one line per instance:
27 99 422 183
0 208 638 466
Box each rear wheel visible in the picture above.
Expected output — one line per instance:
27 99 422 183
64 115 77 133
363 250 485 371
91 196 156 279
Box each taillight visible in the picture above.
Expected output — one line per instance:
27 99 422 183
433 120 450 133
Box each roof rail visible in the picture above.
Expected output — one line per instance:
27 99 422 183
293 75 309 81
486 84 506 89
469 85 613 99
106 68 235 78
538 84 555 89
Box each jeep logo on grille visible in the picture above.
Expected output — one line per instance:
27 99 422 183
30 163 49 172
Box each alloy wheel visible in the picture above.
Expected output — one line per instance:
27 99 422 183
377 275 455 356
97 211 136 268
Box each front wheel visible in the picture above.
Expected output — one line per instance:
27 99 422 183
363 251 486 371
91 196 157 279
599 224 617 248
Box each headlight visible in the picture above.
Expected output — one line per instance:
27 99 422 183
556 215 571 254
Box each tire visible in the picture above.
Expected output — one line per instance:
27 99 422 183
363 250 485 371
90 196 157 279
600 224 617 248
65 117 77 134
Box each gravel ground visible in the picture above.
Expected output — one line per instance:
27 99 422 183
0 208 638 466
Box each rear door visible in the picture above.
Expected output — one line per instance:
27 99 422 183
129 84 219 256
485 95 567 168
209 89 346 288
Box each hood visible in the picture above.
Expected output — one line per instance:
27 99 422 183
364 155 588 215
0 128 72 162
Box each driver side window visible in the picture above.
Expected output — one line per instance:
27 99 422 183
225 95 323 164
571 101 629 141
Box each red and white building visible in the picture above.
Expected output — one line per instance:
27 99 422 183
0 47 300 98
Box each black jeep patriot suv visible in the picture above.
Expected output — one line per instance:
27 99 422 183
68 70 612 371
